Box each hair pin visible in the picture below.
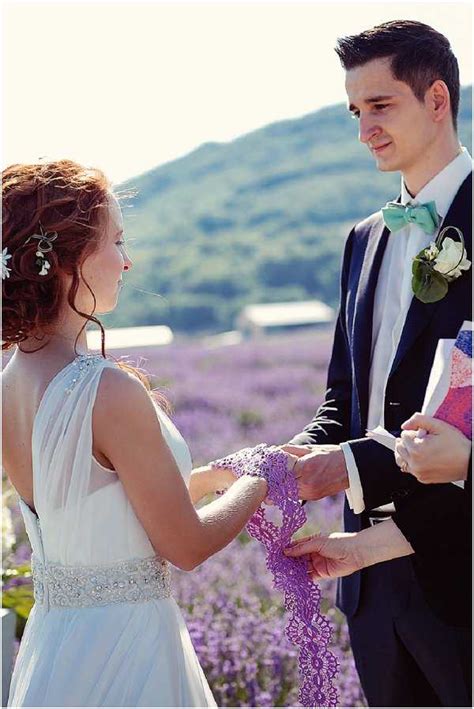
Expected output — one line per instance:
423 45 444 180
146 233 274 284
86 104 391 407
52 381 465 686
24 225 58 276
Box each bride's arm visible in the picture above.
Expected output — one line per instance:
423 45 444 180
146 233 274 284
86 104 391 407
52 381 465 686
93 368 272 571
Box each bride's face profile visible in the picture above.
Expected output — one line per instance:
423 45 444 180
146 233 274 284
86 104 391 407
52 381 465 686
75 194 133 315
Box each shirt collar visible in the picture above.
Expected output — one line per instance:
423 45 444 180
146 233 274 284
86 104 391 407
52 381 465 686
401 147 473 217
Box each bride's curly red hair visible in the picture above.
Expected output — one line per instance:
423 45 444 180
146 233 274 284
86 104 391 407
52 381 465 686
2 159 113 353
2 159 162 401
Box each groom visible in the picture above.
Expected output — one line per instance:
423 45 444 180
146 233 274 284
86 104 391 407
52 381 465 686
288 21 472 707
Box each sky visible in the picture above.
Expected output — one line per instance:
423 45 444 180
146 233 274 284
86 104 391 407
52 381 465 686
2 0 472 184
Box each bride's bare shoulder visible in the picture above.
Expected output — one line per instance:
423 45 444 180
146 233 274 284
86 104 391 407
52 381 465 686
1 358 21 403
98 363 148 394
93 364 162 467
95 364 152 419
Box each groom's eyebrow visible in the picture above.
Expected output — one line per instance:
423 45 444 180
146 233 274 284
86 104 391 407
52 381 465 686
349 95 395 111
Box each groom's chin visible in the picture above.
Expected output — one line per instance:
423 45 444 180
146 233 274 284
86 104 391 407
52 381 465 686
374 158 398 173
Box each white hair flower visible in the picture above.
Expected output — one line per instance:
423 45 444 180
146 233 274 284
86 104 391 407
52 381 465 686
2 247 12 280
38 259 51 277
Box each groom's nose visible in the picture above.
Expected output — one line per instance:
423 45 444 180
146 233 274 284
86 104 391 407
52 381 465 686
359 115 381 145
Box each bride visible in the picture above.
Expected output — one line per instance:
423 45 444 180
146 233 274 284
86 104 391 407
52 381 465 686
1 159 295 707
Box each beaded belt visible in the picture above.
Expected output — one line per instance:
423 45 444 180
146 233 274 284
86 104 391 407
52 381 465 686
31 554 172 608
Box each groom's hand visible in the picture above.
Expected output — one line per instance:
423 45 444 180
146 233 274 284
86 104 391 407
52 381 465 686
281 444 314 457
292 445 349 501
281 443 340 457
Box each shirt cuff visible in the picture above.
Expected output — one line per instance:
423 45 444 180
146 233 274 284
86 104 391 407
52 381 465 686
340 442 365 514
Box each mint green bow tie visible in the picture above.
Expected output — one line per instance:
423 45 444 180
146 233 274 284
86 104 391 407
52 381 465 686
382 200 439 234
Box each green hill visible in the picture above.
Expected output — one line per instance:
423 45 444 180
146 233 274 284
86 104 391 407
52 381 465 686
105 86 472 333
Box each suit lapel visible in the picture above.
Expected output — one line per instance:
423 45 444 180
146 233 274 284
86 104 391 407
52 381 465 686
352 218 390 428
389 172 472 377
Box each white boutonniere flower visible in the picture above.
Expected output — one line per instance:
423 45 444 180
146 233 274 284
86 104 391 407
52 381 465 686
412 226 471 303
2 247 12 280
432 237 471 280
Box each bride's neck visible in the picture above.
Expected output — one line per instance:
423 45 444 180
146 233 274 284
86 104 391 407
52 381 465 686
16 331 90 358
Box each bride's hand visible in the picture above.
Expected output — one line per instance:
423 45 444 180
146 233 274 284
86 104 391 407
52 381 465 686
195 464 236 493
188 465 236 504
212 464 238 493
284 532 364 579
194 447 298 505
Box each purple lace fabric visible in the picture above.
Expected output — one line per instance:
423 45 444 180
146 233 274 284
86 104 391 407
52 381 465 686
211 444 339 707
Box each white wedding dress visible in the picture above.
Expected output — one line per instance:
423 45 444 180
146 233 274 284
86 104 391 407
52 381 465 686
7 354 216 707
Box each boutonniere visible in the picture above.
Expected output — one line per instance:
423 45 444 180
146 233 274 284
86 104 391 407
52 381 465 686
412 226 471 303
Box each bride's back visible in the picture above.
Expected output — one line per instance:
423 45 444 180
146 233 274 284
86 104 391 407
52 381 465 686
2 351 116 513
2 355 42 511
5 355 153 564
3 349 199 571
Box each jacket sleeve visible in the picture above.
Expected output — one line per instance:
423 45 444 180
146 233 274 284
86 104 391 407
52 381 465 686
347 436 420 510
465 451 472 497
392 482 471 557
348 429 473 512
289 230 354 447
392 482 471 628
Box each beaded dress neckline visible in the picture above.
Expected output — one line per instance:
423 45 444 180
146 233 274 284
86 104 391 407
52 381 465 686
33 353 106 426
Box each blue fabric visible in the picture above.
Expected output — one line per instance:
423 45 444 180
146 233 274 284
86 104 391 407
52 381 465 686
382 200 439 234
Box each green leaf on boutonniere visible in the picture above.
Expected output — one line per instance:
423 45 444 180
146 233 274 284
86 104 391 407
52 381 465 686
412 255 449 303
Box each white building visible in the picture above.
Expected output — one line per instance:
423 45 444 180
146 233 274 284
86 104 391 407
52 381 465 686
237 300 334 338
87 325 173 351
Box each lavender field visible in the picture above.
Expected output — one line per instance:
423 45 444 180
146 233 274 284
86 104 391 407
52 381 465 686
133 329 334 466
3 329 367 706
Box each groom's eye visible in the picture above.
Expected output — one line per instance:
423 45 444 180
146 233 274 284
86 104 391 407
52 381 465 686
373 104 388 111
350 111 360 120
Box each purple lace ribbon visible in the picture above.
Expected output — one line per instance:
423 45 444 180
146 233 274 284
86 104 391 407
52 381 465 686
211 444 339 707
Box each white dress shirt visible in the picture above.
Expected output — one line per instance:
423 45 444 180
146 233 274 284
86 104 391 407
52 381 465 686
342 147 473 515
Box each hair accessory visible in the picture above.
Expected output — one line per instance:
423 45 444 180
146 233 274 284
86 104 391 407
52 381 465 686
24 225 58 276
2 247 12 280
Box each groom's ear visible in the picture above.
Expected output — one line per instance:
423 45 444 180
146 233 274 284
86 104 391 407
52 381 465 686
426 80 452 125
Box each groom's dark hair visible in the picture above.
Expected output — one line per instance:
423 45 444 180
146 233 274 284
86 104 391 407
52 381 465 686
335 20 460 130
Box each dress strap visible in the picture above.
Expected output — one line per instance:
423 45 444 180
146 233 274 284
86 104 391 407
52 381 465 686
31 355 116 562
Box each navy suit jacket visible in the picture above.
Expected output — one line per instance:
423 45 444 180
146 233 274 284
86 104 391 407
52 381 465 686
291 173 472 623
